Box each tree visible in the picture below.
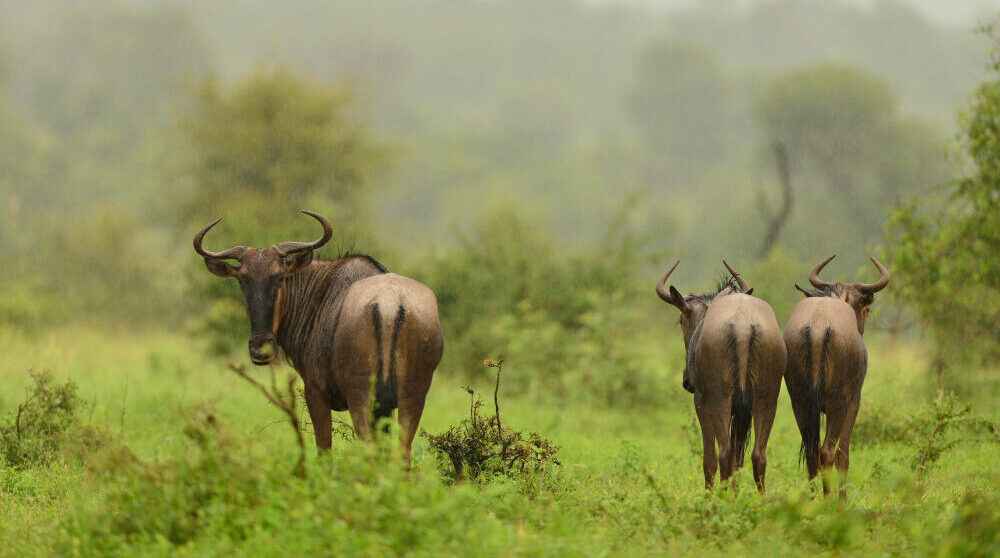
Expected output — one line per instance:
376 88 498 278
756 64 951 248
182 68 387 354
627 40 736 183
885 46 1000 369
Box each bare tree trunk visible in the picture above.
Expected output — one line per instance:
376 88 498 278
757 141 794 259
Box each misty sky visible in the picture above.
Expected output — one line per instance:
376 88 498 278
596 0 999 26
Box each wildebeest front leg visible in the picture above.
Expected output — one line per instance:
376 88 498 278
304 382 333 451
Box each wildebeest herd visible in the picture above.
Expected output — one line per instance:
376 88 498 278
194 210 888 496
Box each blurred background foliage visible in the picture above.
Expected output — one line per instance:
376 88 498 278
0 0 998 399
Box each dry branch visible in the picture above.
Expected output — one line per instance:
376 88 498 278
228 362 307 478
757 141 794 258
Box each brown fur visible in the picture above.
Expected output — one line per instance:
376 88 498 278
657 262 787 492
784 256 888 496
194 213 442 462
276 258 443 462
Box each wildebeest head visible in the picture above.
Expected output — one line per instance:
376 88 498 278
193 210 333 365
656 259 752 391
794 255 890 335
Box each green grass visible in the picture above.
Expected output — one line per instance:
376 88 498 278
0 325 997 557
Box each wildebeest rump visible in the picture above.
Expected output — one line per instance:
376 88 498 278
657 260 786 492
193 211 443 461
784 255 889 495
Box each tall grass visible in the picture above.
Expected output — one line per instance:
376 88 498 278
1 325 997 556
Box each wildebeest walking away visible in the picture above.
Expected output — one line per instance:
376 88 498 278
193 210 444 462
657 260 787 492
784 255 889 496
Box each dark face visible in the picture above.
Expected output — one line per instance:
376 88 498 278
828 285 875 335
205 247 313 365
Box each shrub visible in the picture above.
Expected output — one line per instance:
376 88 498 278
422 360 559 485
58 407 532 556
852 391 997 473
181 68 387 356
419 203 670 407
0 371 106 468
884 30 1000 368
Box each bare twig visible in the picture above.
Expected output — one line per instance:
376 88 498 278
463 385 476 426
485 359 504 440
228 362 307 478
486 358 512 460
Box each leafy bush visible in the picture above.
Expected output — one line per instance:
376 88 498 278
852 391 997 474
0 371 106 468
180 68 388 355
58 407 534 556
419 203 671 406
933 491 1000 557
884 30 1000 368
422 360 559 484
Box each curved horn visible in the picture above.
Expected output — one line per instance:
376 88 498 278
808 254 837 290
854 257 890 294
193 218 247 260
655 260 688 310
794 283 813 298
275 210 333 255
722 258 749 293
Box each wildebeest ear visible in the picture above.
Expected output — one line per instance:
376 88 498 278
282 249 314 273
745 288 754 296
204 258 237 278
668 286 689 312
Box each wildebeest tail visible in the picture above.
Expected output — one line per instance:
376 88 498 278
728 322 756 469
370 303 403 425
798 325 831 468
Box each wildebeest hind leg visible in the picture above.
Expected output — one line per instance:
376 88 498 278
751 380 780 494
819 401 847 496
710 399 734 484
833 398 860 499
345 384 374 441
695 402 718 489
397 392 427 467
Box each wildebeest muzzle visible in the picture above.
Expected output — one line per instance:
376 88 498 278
249 333 277 365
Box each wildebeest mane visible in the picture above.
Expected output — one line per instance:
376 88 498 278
686 273 741 305
797 284 875 306
276 255 388 371
314 247 388 273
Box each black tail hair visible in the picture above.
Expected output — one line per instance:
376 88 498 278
728 323 756 469
371 304 402 427
799 325 831 471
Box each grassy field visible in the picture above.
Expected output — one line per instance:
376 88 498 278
1 325 997 557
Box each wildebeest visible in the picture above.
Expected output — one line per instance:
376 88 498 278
656 260 787 492
193 210 444 462
784 255 889 495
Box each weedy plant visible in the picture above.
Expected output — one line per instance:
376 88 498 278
0 370 107 468
227 362 307 478
911 391 997 474
422 359 559 484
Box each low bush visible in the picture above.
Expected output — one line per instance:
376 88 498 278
418 204 671 407
0 371 107 469
57 405 539 556
851 391 997 473
422 360 560 484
